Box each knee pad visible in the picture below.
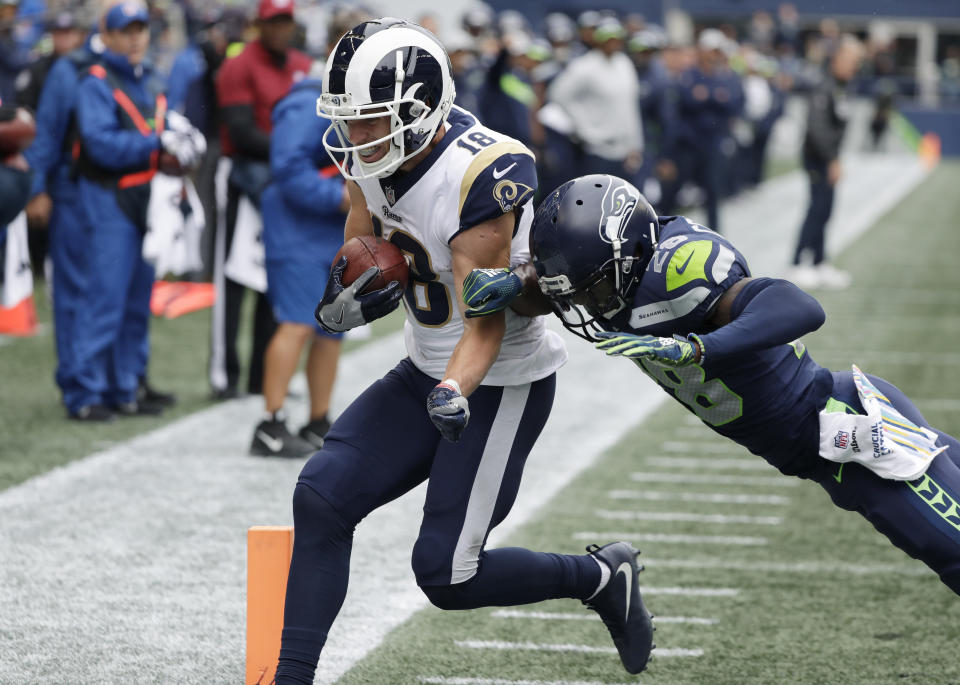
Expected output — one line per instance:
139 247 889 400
411 532 453 588
292 482 352 543
419 578 478 611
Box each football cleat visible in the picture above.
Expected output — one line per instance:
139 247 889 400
583 541 655 674
68 404 116 422
250 418 317 458
137 379 177 408
113 399 164 416
298 417 331 450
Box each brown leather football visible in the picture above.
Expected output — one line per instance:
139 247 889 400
334 235 409 293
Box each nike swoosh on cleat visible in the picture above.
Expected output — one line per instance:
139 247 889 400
492 162 517 179
615 561 632 617
674 251 695 275
333 305 345 326
256 431 284 453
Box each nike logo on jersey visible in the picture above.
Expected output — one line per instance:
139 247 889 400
492 162 517 179
833 462 844 484
615 561 633 617
256 431 284 453
674 251 695 275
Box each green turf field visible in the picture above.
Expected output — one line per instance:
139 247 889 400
330 163 960 685
0 288 404 489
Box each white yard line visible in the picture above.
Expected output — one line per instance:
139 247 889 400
594 509 782 525
637 586 741 597
609 490 792 505
455 640 703 658
630 472 798 487
573 531 768 546
645 557 934 578
490 609 718 625
644 456 778 471
419 678 643 685
660 441 747 453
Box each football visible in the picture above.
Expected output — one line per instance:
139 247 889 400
334 235 409 293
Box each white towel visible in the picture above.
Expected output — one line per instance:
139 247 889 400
819 365 945 481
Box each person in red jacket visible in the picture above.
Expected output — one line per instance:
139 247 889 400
210 0 311 400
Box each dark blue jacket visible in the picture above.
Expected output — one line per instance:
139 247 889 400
24 43 100 200
261 78 345 261
673 66 743 149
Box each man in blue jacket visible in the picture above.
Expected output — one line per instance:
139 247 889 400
24 31 103 416
249 72 349 457
69 0 203 421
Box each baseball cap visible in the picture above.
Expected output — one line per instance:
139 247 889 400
258 0 294 21
104 1 148 31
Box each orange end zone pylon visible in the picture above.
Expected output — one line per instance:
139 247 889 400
246 526 294 685
0 295 37 336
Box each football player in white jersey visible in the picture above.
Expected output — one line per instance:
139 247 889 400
274 19 654 683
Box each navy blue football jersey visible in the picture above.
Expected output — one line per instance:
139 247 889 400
610 216 834 477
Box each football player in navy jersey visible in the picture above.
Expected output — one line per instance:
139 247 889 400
274 23 653 684
463 174 960 596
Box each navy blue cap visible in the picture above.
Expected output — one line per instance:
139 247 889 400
104 1 149 31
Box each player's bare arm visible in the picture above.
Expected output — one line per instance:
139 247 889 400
444 210 515 397
343 180 373 241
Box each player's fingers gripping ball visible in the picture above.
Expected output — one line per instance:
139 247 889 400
595 332 698 367
427 380 470 442
462 267 523 318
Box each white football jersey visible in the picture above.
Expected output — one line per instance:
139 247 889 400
352 107 567 386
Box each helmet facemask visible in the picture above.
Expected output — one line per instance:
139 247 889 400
317 20 455 180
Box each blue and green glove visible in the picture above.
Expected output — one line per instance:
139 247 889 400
595 331 702 367
462 268 523 318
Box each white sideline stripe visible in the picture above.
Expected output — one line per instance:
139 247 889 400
630 472 797 487
573 531 768 546
646 558 934 578
419 678 641 685
646 456 777 471
455 640 703 659
594 509 782 525
609 489 791 505
638 586 740 597
661 441 746 453
0 153 928 683
490 609 718 625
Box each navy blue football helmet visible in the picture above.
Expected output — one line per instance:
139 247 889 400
530 174 659 341
318 17 456 179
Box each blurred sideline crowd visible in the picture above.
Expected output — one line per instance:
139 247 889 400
0 0 941 454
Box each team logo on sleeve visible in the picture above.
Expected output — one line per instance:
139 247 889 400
493 179 534 212
599 180 639 246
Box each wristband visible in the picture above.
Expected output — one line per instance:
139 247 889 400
439 378 462 395
687 333 706 365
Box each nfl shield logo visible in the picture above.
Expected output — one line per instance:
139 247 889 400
385 186 396 205
834 431 850 449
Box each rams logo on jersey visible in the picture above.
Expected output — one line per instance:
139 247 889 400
493 179 534 213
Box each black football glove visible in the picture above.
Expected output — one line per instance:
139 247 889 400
315 256 403 333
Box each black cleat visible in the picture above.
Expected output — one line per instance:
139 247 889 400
584 541 654 674
68 404 116 422
298 416 331 450
138 379 177 408
250 418 317 458
113 400 165 416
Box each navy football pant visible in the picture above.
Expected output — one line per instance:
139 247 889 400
276 359 601 684
818 371 960 593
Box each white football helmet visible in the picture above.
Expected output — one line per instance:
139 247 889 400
317 18 456 180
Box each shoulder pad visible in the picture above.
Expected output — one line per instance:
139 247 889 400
458 138 536 230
